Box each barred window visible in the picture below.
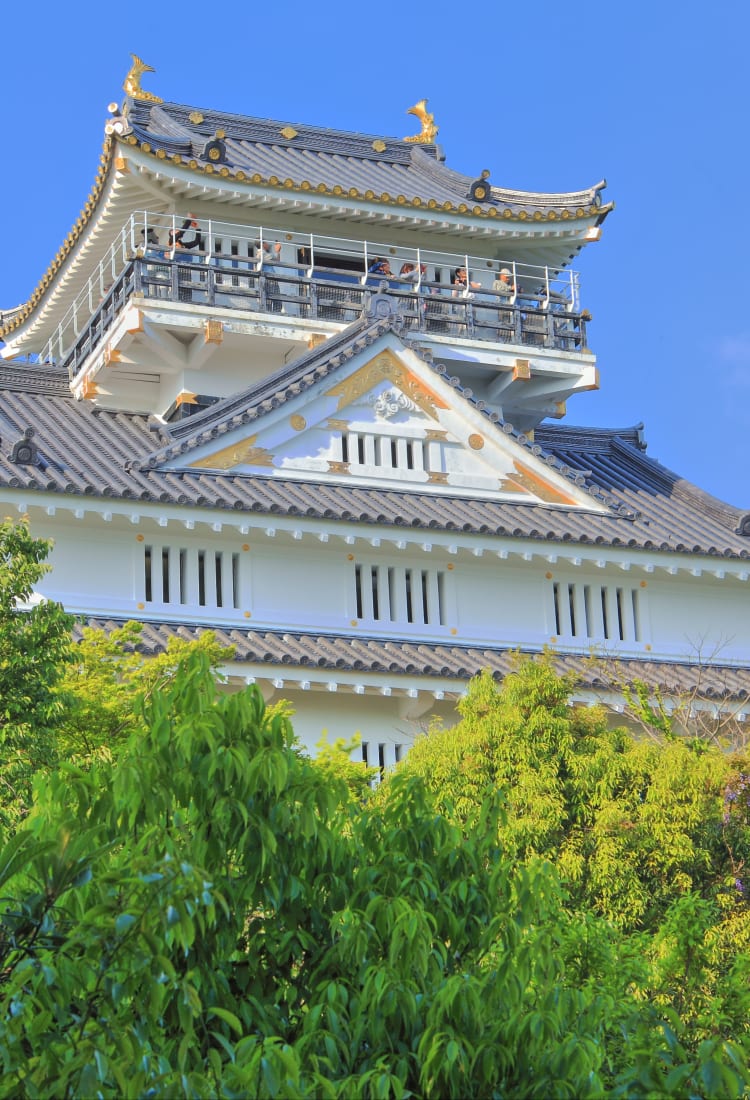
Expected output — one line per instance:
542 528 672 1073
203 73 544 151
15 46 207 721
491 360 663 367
551 581 642 642
353 562 446 626
143 545 240 609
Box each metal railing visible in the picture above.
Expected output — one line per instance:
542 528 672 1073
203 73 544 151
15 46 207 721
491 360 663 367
61 256 588 380
42 211 586 369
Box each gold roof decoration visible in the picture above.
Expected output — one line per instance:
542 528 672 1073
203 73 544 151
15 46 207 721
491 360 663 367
404 99 438 145
372 139 386 153
280 126 298 140
123 54 163 104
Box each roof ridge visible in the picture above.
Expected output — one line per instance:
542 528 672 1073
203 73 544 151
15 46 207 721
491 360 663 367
0 361 71 395
535 422 647 452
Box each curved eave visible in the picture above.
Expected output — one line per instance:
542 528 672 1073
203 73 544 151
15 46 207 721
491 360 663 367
0 135 113 344
135 99 610 215
2 135 611 355
0 136 147 353
124 130 612 226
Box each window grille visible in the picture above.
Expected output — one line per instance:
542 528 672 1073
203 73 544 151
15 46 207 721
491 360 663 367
362 742 405 770
551 581 642 642
353 562 446 626
143 545 241 609
341 431 427 472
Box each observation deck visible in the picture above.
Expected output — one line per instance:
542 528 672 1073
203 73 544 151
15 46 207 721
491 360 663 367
10 213 597 427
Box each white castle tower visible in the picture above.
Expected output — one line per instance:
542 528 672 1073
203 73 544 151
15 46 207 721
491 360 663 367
1 58 748 760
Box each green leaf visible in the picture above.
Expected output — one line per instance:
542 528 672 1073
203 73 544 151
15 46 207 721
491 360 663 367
115 912 137 935
207 1007 243 1036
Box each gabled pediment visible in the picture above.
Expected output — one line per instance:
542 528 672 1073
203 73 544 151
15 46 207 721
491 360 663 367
156 329 606 510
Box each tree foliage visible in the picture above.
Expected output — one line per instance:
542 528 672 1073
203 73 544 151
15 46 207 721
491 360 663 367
397 656 750 1072
0 526 748 1096
57 620 233 760
0 653 744 1096
0 519 72 831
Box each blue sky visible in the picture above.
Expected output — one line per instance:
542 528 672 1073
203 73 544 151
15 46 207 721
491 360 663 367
2 1 747 507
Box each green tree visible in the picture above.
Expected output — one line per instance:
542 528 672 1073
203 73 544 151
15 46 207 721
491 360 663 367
57 620 233 760
396 655 750 1060
400 658 736 930
0 652 747 1097
0 519 72 831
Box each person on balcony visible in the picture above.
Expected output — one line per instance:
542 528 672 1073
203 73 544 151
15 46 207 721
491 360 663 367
368 257 392 277
452 267 481 294
169 216 205 258
255 241 283 312
492 267 515 340
398 262 427 284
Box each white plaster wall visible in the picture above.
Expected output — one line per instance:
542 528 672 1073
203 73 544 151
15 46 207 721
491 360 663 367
452 559 548 645
22 510 750 667
276 689 458 758
33 522 138 611
647 580 750 661
250 544 351 631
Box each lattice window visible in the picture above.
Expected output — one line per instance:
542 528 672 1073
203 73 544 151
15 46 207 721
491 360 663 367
341 432 427 472
144 545 241 609
362 742 405 772
551 581 643 642
353 563 446 626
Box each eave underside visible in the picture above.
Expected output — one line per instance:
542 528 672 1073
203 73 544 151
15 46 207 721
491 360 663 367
2 143 604 354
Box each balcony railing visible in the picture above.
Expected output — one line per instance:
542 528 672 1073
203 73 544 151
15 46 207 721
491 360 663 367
39 212 587 373
59 256 588 381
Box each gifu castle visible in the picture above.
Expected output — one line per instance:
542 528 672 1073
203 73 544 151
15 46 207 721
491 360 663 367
2 57 749 762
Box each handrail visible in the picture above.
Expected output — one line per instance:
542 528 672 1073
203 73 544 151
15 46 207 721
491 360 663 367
42 211 583 365
60 256 588 381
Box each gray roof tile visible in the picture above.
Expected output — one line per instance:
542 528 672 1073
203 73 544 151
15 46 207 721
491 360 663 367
0 356 747 558
77 618 750 702
127 100 609 218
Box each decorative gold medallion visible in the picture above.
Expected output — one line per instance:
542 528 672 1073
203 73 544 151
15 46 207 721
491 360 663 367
468 433 484 450
189 111 204 124
290 414 306 431
372 139 386 153
280 125 298 140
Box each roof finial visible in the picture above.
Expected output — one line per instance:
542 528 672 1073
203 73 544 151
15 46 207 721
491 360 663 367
123 54 163 104
404 99 438 144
